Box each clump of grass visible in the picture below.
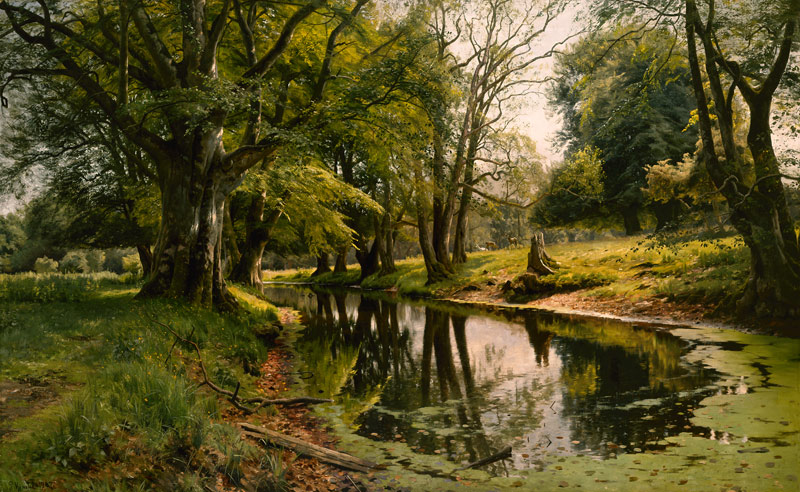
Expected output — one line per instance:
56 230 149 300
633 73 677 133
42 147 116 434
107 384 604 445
42 393 115 469
254 449 294 492
0 470 33 491
41 361 217 469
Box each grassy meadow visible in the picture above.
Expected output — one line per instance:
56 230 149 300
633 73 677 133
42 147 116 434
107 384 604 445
0 274 294 491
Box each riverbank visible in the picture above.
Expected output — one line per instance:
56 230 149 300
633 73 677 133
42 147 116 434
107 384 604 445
265 234 797 335
0 275 373 490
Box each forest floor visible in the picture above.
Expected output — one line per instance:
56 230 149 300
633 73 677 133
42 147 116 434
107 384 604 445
266 234 797 336
0 277 380 491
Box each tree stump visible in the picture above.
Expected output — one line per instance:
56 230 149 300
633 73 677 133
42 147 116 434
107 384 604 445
527 232 555 276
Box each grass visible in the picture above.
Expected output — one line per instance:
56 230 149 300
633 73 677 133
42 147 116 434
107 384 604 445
0 274 281 490
265 233 749 313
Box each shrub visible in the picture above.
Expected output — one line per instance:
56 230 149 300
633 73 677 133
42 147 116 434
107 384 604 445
42 361 219 470
34 256 59 273
60 251 90 274
0 273 99 302
86 250 106 272
101 362 217 454
103 249 126 274
121 254 142 276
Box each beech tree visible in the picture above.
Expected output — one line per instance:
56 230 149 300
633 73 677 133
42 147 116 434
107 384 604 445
411 0 570 283
0 0 372 309
596 0 800 315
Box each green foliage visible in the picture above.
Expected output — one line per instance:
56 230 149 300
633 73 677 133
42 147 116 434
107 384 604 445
542 25 697 230
553 146 606 197
0 273 99 302
33 257 59 274
42 394 114 469
121 254 142 276
85 251 106 273
59 251 90 274
0 272 139 303
41 361 217 469
0 213 25 260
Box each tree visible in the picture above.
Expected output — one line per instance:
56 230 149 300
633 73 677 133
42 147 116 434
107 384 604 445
596 0 800 315
0 0 370 309
546 25 697 234
683 0 800 315
410 0 569 283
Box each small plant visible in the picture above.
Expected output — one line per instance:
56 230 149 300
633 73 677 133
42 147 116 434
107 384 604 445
121 254 143 276
109 334 145 362
255 449 293 492
85 250 106 273
42 393 114 469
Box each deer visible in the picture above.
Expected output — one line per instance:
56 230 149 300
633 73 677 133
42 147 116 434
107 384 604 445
508 237 518 248
486 241 497 250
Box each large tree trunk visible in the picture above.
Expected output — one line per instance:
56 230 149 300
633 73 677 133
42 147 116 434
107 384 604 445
452 130 480 265
452 181 472 264
230 192 282 290
734 100 800 316
221 199 241 276
137 159 239 311
136 244 153 277
415 166 451 285
430 134 456 275
621 205 642 235
311 252 332 277
685 0 800 317
378 183 396 275
334 245 348 273
359 238 381 280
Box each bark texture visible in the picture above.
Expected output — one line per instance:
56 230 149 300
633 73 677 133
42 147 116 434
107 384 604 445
685 0 800 317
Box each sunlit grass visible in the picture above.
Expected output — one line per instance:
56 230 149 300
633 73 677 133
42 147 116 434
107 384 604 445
264 234 748 311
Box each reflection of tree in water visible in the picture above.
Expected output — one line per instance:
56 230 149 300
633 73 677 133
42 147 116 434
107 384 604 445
359 306 518 473
523 314 718 456
279 287 720 471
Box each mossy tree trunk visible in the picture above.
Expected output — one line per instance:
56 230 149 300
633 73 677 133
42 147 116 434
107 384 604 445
685 0 800 317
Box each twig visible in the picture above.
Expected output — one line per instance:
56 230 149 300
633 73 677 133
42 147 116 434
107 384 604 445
453 446 512 472
143 312 332 413
346 474 362 492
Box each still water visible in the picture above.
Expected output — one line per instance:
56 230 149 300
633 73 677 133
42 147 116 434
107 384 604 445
264 285 739 475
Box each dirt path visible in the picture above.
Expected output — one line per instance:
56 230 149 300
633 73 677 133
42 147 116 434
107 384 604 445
0 374 79 441
223 308 383 492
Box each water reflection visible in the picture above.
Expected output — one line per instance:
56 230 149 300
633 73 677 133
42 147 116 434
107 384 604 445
265 286 720 471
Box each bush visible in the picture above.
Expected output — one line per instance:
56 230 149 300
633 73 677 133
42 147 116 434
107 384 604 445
101 362 217 454
103 249 127 274
34 256 59 274
86 250 106 272
121 254 142 276
42 361 218 470
0 273 99 302
0 272 137 302
60 251 90 274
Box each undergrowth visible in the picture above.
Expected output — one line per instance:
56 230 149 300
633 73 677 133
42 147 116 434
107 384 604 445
0 274 281 490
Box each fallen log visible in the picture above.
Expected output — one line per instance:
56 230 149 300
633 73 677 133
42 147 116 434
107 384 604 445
238 422 378 473
454 446 512 472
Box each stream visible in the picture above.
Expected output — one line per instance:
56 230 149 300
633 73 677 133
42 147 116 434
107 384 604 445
264 284 800 491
